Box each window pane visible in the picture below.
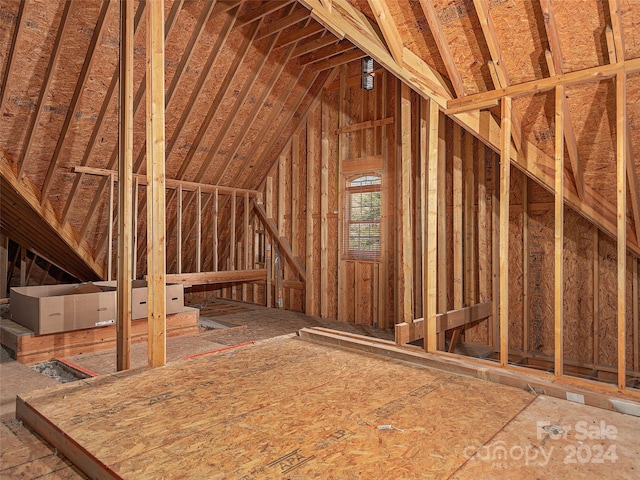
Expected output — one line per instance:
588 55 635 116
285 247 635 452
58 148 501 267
349 175 381 187
345 175 381 260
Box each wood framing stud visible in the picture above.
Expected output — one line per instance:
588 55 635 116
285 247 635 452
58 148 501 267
146 0 166 368
499 97 512 367
554 85 564 378
616 72 626 390
117 0 134 372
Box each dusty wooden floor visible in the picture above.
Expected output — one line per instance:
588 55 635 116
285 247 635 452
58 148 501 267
2 300 640 479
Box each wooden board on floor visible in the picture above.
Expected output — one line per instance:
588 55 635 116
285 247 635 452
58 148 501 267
1 308 199 365
17 336 534 479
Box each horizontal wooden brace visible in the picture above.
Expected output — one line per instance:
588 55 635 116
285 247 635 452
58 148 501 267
395 302 492 344
448 57 640 111
165 269 267 287
335 116 394 135
444 99 499 116
74 166 260 197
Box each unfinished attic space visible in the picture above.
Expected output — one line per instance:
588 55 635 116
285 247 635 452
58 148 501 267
2 0 640 478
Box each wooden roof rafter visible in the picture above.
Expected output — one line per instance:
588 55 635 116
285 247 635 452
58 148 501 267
78 0 184 250
298 40 357 66
606 0 640 245
236 0 296 28
196 9 297 183
165 0 220 106
291 32 338 58
471 0 522 154
447 58 640 109
275 22 325 48
256 8 310 39
173 20 261 181
0 0 25 120
298 0 452 101
417 0 465 97
0 160 103 279
229 65 311 189
243 67 338 191
133 10 259 267
17 0 74 180
312 48 367 71
163 9 294 267
210 31 306 184
40 1 112 206
540 0 585 200
366 0 404 67
164 7 240 164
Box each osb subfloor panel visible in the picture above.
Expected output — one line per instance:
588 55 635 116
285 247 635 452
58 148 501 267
63 299 395 376
19 336 536 479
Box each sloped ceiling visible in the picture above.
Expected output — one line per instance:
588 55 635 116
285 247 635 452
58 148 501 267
0 0 639 280
0 0 360 279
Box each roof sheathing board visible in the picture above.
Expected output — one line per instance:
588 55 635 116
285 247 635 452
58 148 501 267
489 0 547 84
180 31 269 183
165 7 236 178
629 72 640 186
0 0 64 170
50 3 120 218
552 0 609 72
0 1 20 90
432 0 492 94
567 80 616 207
621 0 640 60
384 0 449 80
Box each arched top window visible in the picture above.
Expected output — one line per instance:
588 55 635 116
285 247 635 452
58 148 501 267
343 175 382 260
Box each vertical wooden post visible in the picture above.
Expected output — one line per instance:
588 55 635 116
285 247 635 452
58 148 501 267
212 188 218 272
266 177 273 218
278 155 286 236
522 176 529 353
499 97 512 366
176 184 182 274
21 248 28 286
616 71 627 390
24 252 38 285
107 173 115 281
196 186 202 273
230 192 236 271
437 113 447 350
400 82 413 323
243 191 249 301
593 226 600 365
464 132 475 305
146 0 166 368
0 234 7 298
420 98 428 342
380 71 390 328
554 85 564 378
634 258 639 373
477 142 489 331
117 0 134 371
266 244 272 307
320 92 329 318
132 177 139 280
491 152 500 349
306 115 317 315
337 65 348 322
424 98 439 352
453 124 463 310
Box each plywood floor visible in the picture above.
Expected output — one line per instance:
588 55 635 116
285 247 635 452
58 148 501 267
4 300 640 479
14 333 640 479
18 336 536 479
